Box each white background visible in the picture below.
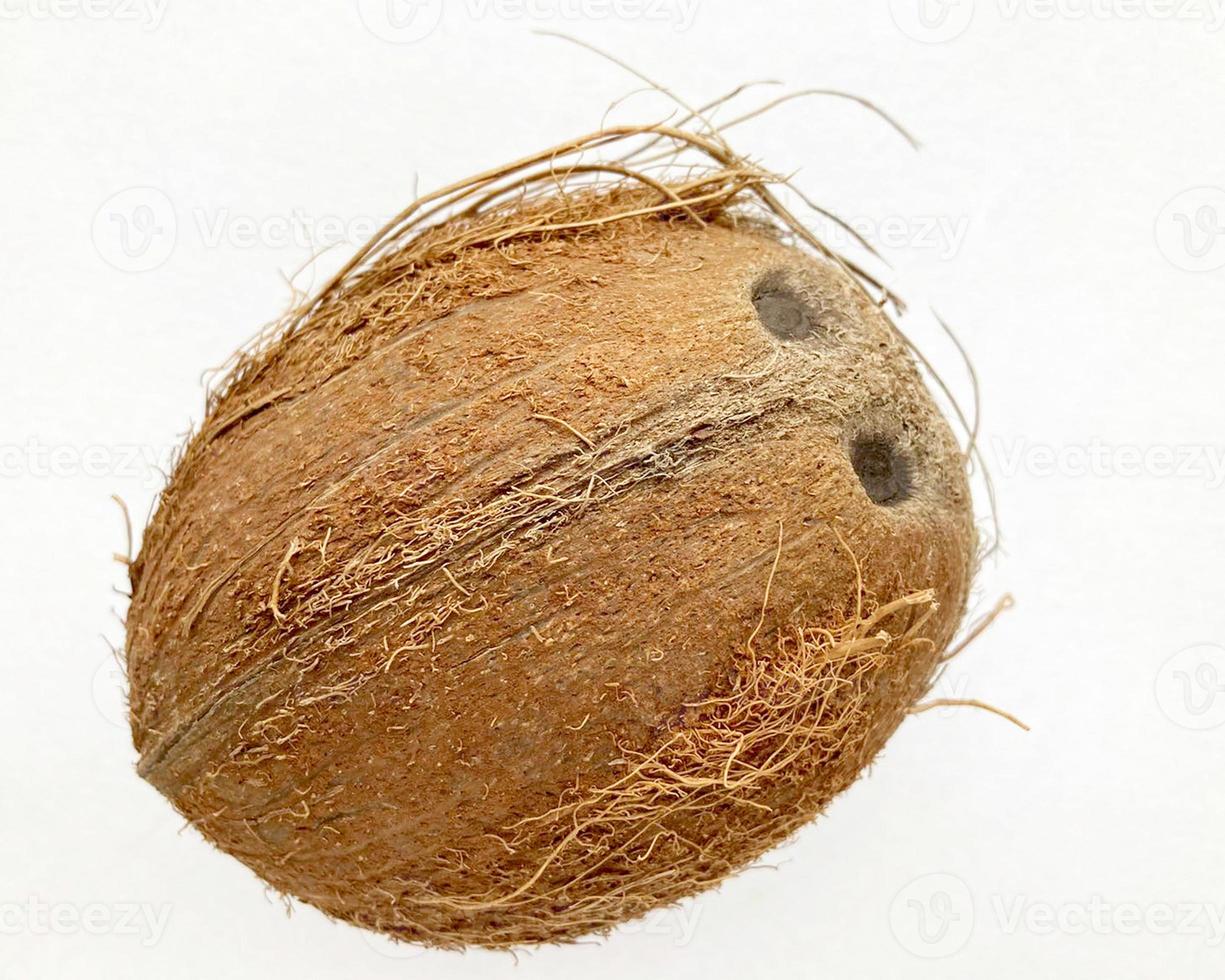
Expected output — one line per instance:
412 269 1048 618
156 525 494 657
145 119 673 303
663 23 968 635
2 1 1224 977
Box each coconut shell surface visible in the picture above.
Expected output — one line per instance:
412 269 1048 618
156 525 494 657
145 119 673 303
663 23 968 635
125 192 975 948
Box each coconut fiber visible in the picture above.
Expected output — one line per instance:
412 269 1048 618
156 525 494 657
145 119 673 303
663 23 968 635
124 122 978 949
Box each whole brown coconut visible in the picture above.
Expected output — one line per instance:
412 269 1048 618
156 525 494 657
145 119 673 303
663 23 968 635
124 124 977 949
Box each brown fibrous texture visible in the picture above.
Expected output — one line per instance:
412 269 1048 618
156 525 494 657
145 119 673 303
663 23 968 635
124 122 977 949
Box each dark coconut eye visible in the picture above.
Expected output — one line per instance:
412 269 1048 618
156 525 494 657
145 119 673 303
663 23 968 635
850 435 914 506
752 277 817 341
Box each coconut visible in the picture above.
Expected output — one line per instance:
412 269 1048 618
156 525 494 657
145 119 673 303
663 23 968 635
124 123 977 949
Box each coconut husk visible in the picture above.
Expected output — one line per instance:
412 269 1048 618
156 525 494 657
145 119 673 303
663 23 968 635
124 116 979 949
